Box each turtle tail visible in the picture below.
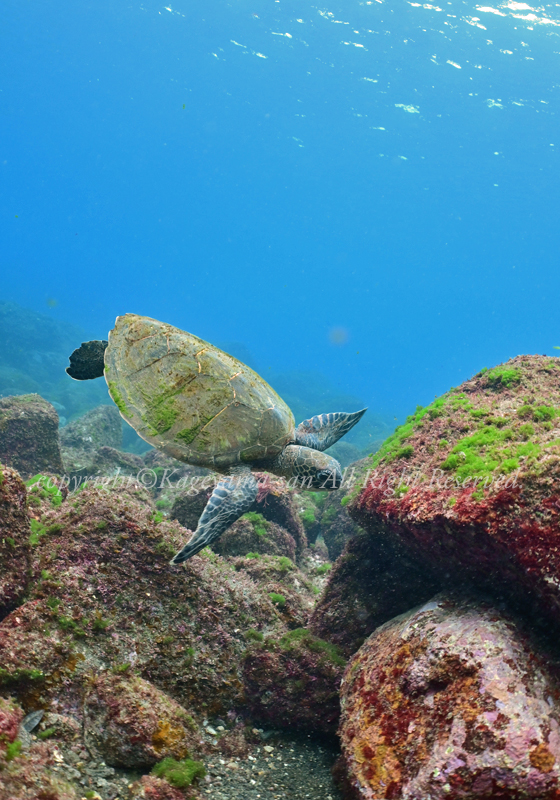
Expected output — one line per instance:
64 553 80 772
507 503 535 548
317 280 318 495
66 340 108 380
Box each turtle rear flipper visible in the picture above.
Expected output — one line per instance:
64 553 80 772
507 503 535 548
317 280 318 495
170 467 257 564
295 408 367 452
66 340 108 380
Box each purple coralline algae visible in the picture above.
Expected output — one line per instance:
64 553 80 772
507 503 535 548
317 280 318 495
339 593 560 800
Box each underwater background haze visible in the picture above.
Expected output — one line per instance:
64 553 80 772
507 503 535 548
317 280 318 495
1 0 559 439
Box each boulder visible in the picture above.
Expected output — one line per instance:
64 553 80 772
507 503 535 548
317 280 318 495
144 450 207 510
232 553 316 629
84 672 202 768
0 394 63 476
253 477 308 561
170 484 213 532
211 513 296 561
60 404 122 451
320 490 362 562
0 599 73 689
0 467 31 619
20 486 288 718
339 593 560 800
85 445 144 478
0 695 78 800
60 404 146 479
309 529 441 657
129 775 202 800
243 627 346 735
350 355 560 631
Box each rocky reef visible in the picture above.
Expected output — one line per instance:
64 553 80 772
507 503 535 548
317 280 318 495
2 352 560 799
0 398 343 797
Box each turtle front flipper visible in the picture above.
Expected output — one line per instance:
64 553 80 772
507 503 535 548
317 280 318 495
66 340 108 380
170 466 258 564
294 408 367 452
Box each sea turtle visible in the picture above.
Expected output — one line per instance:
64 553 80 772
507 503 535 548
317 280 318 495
66 314 366 564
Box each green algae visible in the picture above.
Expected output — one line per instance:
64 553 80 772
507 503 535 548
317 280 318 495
440 419 544 481
151 757 206 789
366 395 453 469
0 668 44 685
175 423 202 444
309 491 327 507
300 508 317 528
144 395 179 434
91 615 109 632
322 506 338 524
485 366 522 390
37 727 56 740
29 519 47 546
107 381 130 417
26 475 63 507
517 403 558 423
245 628 264 642
268 592 286 607
242 511 269 537
275 556 294 572
279 628 346 667
315 563 332 575
5 740 22 761
519 423 535 439
111 662 131 674
396 445 414 460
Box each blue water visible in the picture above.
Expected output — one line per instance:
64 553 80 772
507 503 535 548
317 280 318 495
1 0 559 427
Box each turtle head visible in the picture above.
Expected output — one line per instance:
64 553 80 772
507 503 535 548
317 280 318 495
272 445 342 490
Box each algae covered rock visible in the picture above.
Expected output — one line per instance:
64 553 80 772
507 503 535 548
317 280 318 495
84 672 202 768
339 593 560 800
309 529 441 657
211 512 297 561
0 599 73 689
243 627 346 735
351 355 560 629
320 490 362 562
0 467 31 619
232 553 316 628
130 774 202 800
129 775 188 799
23 486 287 717
0 394 63 476
170 484 213 531
254 483 307 561
60 404 122 452
292 490 323 545
60 403 147 479
0 696 78 800
0 695 23 745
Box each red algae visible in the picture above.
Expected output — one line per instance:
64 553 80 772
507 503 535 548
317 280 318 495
350 355 560 628
339 593 560 800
